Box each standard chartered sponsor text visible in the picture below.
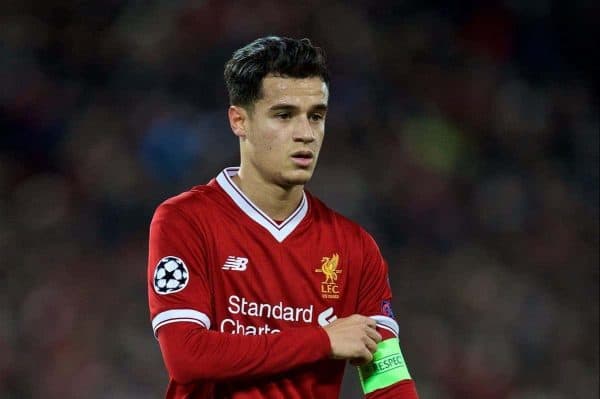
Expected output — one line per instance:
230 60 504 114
220 295 314 335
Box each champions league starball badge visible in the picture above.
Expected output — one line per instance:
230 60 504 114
153 256 189 295
381 300 395 319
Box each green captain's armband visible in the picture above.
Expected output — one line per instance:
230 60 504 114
358 338 412 394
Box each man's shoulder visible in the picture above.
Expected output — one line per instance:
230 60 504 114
153 180 224 220
307 192 367 237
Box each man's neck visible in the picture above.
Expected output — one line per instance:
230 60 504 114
231 170 304 222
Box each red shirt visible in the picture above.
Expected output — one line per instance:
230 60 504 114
148 167 418 398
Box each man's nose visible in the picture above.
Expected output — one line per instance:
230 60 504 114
293 117 316 143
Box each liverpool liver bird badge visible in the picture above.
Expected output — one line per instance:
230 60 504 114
316 253 342 284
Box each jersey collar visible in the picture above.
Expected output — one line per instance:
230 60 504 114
215 167 308 242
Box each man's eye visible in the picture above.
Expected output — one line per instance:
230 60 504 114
309 114 324 122
276 113 291 120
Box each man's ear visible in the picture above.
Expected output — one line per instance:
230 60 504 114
228 105 249 139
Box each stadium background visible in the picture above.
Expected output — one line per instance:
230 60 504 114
0 1 598 398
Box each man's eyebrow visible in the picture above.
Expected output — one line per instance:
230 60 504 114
310 104 328 112
269 104 298 112
268 103 328 112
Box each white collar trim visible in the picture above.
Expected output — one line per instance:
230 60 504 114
215 167 308 242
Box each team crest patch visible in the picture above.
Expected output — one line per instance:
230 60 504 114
381 300 395 318
315 253 342 299
153 256 189 295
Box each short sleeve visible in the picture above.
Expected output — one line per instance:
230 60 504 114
356 230 399 340
147 203 213 337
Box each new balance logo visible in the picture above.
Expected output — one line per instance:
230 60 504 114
222 256 249 271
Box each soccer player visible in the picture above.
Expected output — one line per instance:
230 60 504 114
147 36 419 399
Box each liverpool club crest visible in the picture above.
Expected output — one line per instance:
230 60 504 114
315 253 342 299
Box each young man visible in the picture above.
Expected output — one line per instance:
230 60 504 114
147 36 419 399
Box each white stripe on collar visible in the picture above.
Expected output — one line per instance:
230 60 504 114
215 167 308 242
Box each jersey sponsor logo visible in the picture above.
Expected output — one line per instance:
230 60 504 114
219 295 314 336
317 306 338 326
315 253 342 299
220 317 281 335
153 256 189 295
222 256 248 271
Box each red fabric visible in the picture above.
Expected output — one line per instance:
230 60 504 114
158 322 331 395
147 169 419 398
366 379 419 399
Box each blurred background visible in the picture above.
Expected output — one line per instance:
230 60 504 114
0 1 598 398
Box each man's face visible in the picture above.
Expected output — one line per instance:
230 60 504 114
239 75 328 188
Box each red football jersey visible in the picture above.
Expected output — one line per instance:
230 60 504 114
148 167 417 398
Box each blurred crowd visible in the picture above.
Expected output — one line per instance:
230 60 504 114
0 1 597 398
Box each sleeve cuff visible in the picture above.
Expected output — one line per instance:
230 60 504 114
370 315 399 337
151 309 211 338
314 325 333 358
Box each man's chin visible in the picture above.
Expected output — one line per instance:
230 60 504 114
281 169 314 187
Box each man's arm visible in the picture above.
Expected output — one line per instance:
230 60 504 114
158 314 380 384
158 322 328 384
356 231 420 399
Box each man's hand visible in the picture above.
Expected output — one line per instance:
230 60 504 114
323 315 382 366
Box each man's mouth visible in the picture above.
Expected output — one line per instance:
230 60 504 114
291 151 314 167
291 151 313 158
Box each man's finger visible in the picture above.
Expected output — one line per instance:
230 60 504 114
366 327 382 343
365 317 377 329
365 337 378 353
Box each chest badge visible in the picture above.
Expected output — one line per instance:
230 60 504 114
315 253 342 299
